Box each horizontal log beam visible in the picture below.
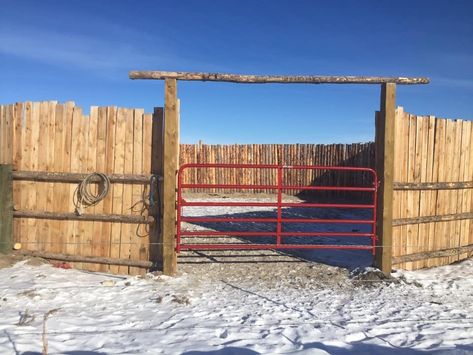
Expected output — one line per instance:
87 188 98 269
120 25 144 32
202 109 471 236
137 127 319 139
393 181 473 190
15 250 156 268
12 170 154 184
14 210 154 224
393 212 473 226
129 71 430 85
392 244 473 264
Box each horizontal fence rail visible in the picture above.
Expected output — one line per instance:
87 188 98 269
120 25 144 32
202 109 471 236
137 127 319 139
12 170 154 184
177 163 378 254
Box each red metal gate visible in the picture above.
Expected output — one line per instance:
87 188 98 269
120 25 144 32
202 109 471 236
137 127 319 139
176 164 378 254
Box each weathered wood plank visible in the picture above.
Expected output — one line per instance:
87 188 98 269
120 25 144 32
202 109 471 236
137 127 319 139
109 107 127 273
51 102 65 255
102 106 117 272
37 102 50 252
83 106 98 270
12 103 24 245
62 102 75 257
93 107 108 271
129 108 145 275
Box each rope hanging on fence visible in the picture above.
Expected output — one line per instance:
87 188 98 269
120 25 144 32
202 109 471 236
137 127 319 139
74 173 110 215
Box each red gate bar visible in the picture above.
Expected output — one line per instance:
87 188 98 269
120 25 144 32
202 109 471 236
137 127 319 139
176 163 378 254
179 244 374 251
180 231 373 237
180 184 375 191
181 217 373 224
182 202 375 208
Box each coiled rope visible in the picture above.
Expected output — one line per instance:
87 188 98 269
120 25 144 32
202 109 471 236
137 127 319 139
74 173 110 215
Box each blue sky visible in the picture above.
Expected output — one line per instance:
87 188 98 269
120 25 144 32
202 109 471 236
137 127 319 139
1 0 472 144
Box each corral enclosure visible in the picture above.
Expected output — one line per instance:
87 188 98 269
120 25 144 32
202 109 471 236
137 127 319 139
0 101 374 274
0 101 472 274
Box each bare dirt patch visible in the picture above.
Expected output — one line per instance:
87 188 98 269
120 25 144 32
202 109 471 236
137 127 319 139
0 254 24 269
0 254 49 269
179 250 351 290
177 194 374 290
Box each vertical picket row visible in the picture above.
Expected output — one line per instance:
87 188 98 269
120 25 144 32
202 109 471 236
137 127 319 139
392 110 473 270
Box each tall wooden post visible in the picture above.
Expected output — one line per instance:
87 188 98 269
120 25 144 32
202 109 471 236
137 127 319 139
162 79 179 275
375 83 396 275
0 164 13 253
149 107 164 268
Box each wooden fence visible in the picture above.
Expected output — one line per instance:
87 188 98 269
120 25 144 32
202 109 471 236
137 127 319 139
0 102 159 275
391 108 473 269
179 142 375 195
0 101 375 274
2 101 472 274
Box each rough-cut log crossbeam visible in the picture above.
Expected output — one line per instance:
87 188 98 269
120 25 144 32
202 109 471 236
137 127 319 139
12 170 153 184
392 244 473 264
15 250 156 268
393 181 473 190
393 212 473 226
129 71 430 85
14 210 154 224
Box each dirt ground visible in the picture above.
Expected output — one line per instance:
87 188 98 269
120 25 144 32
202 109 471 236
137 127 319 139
178 249 353 290
175 192 379 290
0 254 49 269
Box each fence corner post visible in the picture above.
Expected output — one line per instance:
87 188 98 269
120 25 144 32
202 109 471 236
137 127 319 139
0 164 13 254
375 83 396 275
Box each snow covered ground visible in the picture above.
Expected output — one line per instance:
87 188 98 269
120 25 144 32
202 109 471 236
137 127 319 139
0 196 472 354
0 257 472 354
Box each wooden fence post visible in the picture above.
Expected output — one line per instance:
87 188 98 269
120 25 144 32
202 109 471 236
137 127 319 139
0 164 13 253
149 107 164 269
375 83 396 275
162 79 179 275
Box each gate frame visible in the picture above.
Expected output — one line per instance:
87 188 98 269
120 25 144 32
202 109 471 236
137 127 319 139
176 163 378 254
129 70 429 275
